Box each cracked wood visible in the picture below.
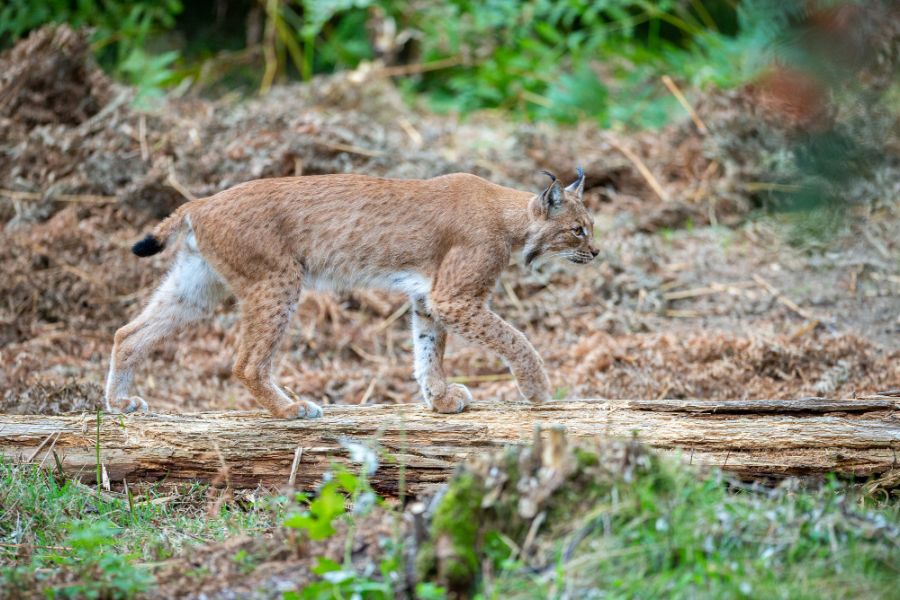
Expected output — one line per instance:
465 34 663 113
1 398 897 494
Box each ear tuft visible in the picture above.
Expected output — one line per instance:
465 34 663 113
566 165 585 199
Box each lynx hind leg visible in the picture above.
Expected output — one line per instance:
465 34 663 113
105 248 228 413
411 296 470 414
232 269 322 419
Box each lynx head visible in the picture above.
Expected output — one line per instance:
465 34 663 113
523 167 598 266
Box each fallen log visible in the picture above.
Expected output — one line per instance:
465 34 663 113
1 398 897 495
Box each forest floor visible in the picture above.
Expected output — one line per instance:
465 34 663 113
1 26 898 599
1 27 897 418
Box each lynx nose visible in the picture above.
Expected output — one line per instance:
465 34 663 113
590 249 599 258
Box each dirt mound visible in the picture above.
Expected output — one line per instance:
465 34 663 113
0 25 112 127
0 205 147 347
1 380 101 416
567 331 898 401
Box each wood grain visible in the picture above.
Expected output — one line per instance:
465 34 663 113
2 398 897 494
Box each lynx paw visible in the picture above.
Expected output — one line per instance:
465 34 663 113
519 382 552 404
106 396 149 414
521 389 551 403
517 376 551 403
431 383 472 414
279 400 323 419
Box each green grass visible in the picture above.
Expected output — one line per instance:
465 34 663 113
2 449 898 599
0 460 282 598
471 465 900 599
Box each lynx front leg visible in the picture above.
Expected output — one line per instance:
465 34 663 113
411 296 470 414
429 295 551 404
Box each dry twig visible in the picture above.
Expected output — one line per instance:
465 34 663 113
752 274 822 322
376 55 463 77
288 446 303 486
0 189 116 204
313 139 384 158
374 302 410 332
607 139 670 202
661 75 708 134
166 168 197 201
138 114 150 162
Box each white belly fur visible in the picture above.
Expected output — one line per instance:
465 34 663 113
304 270 431 297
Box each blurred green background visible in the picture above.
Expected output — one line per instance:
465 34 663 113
3 0 895 224
0 0 804 128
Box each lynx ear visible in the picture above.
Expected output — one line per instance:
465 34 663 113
566 165 585 200
539 170 564 215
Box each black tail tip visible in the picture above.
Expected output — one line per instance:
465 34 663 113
132 235 164 257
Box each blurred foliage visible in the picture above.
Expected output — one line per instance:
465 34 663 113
0 0 183 98
0 1 890 132
0 1 892 227
258 0 377 92
392 0 747 127
1 0 767 128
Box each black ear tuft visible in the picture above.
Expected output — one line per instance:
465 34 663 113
132 234 164 257
566 165 585 198
539 170 557 183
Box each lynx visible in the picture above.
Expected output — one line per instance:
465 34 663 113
105 168 597 418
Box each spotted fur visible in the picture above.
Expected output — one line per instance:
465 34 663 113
104 170 597 418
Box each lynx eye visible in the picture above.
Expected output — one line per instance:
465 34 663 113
571 226 584 237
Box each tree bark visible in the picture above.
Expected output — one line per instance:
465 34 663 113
1 398 897 495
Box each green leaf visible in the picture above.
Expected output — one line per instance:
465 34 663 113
283 513 314 530
310 483 346 522
415 582 448 600
534 21 563 45
311 557 342 575
334 470 359 494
